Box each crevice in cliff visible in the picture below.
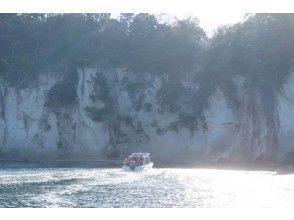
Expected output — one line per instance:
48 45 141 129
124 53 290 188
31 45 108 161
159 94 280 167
0 78 7 152
84 65 121 158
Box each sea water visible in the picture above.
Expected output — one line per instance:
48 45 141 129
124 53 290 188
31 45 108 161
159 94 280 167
0 168 294 208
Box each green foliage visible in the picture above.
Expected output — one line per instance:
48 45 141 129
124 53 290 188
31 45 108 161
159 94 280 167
46 68 78 108
168 112 207 133
89 70 111 104
209 14 294 91
144 102 152 112
84 106 109 122
204 14 294 123
1 13 294 134
0 13 206 84
120 115 134 128
156 79 182 113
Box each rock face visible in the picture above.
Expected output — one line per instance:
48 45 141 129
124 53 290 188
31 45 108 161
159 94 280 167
279 73 294 163
0 65 293 164
0 69 109 159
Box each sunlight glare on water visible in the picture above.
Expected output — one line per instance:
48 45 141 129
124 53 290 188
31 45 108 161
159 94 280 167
0 168 294 207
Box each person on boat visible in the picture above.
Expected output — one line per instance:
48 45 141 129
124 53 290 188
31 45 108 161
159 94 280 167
129 156 135 164
124 156 129 165
139 155 144 165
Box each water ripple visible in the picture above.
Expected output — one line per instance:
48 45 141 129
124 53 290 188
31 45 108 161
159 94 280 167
0 168 294 207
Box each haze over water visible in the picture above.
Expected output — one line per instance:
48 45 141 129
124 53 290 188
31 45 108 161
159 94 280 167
0 168 294 208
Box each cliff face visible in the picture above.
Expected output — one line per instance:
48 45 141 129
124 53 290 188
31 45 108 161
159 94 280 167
0 69 110 159
279 73 294 162
205 78 280 164
0 65 293 164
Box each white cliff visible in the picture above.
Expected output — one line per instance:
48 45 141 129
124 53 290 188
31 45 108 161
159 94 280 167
0 66 293 164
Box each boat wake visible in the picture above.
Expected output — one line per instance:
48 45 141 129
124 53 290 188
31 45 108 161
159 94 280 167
1 168 294 207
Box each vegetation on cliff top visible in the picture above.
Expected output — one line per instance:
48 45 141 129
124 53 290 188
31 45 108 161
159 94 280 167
0 13 294 132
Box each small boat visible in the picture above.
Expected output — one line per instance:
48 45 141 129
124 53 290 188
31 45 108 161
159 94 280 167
122 152 153 171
